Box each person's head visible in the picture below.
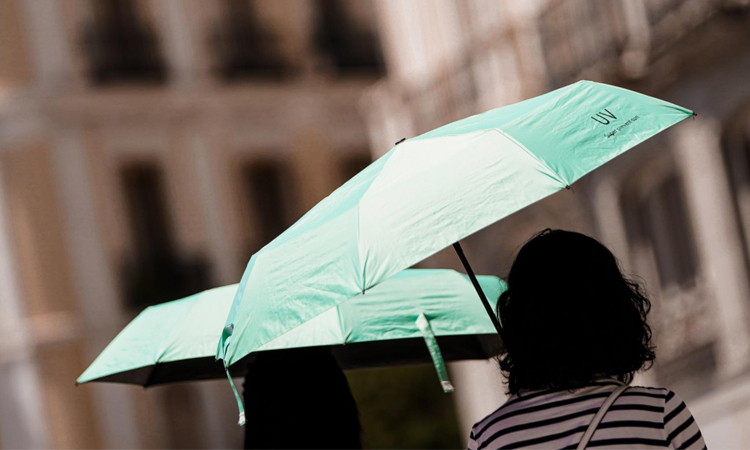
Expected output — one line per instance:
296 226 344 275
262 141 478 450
497 229 655 394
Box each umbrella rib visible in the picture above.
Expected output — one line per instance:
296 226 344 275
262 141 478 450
142 363 159 388
153 295 204 362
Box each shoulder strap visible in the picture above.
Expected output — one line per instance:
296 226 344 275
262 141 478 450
576 383 629 450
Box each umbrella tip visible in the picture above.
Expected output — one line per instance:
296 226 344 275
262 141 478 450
395 137 406 145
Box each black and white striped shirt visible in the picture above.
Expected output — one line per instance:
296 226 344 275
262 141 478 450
468 381 706 449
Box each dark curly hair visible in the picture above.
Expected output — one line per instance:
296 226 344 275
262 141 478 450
497 229 655 395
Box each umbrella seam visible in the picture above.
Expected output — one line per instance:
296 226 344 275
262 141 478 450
250 301 351 355
336 302 350 344
358 203 365 293
154 293 205 362
490 127 569 187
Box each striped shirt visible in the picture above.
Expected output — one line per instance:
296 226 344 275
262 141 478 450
468 381 706 450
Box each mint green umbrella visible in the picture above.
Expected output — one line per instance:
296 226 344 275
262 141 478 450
219 80 694 368
78 269 504 388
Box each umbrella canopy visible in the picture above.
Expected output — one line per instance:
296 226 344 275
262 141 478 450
219 80 694 367
78 269 505 387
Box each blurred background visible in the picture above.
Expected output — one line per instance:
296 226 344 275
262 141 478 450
1 0 750 448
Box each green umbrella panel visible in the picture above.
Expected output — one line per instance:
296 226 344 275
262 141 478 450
219 80 694 369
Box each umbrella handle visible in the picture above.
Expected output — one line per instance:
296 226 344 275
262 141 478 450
417 313 454 393
224 367 246 426
452 242 503 335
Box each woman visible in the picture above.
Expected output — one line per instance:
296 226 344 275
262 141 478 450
243 346 362 449
468 229 705 450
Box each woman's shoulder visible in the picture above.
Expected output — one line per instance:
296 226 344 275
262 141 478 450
639 387 706 449
625 385 689 411
467 384 681 449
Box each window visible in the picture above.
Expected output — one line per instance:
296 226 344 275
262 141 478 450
119 162 210 308
120 163 174 262
243 160 294 254
212 0 290 81
312 0 385 75
82 0 166 85
623 174 698 290
642 176 697 289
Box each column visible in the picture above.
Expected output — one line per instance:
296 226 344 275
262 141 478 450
673 119 750 377
449 360 508 447
189 128 243 448
19 0 73 90
619 0 651 78
291 128 339 213
590 174 633 271
51 127 141 448
188 127 237 285
505 0 549 96
156 0 198 88
0 155 49 449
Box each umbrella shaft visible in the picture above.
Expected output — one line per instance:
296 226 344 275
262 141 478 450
452 242 503 336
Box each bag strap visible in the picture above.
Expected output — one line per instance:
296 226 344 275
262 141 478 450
576 382 629 450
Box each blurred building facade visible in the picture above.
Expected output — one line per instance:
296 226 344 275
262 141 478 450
0 0 381 448
3 0 750 449
364 0 750 447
